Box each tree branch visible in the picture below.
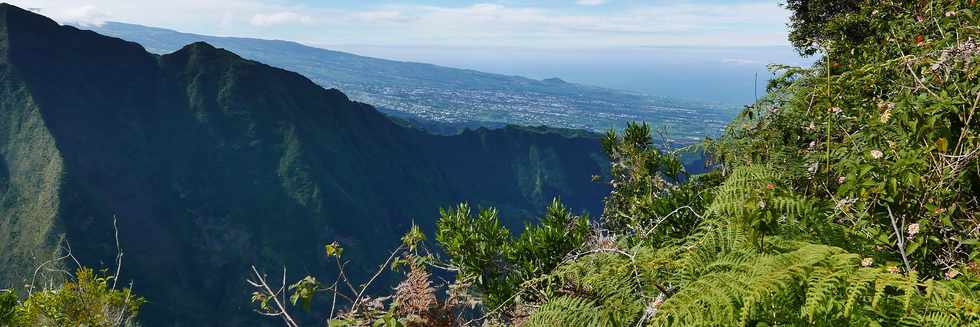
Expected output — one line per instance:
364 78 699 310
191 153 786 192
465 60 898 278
248 266 299 327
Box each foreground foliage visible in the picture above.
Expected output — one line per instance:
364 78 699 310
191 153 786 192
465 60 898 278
253 0 979 326
1 268 144 327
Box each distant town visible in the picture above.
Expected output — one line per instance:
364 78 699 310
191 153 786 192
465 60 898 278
337 82 736 143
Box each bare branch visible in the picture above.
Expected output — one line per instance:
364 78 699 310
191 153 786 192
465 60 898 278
887 206 912 273
335 256 358 296
29 241 74 297
329 280 339 320
249 266 299 327
112 215 124 290
351 245 405 311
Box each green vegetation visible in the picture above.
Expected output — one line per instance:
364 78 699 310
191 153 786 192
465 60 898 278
255 1 980 326
0 4 607 325
435 200 591 310
1 268 143 327
2 0 978 325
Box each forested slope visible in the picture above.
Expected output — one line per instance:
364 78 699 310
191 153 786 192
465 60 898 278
0 4 607 325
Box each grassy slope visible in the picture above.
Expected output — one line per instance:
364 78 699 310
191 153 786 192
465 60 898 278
0 29 64 286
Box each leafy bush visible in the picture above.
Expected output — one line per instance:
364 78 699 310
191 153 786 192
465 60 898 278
714 0 980 278
436 199 593 312
435 204 514 309
250 199 591 326
518 0 980 325
3 268 144 327
600 122 705 243
0 290 16 326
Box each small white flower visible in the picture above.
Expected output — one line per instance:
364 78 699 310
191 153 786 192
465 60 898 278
861 257 873 267
945 11 956 17
807 162 819 175
808 141 816 149
832 106 843 114
837 176 846 184
757 200 766 209
870 150 884 159
907 223 920 239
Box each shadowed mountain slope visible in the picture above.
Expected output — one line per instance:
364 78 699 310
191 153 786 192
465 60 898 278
0 4 606 325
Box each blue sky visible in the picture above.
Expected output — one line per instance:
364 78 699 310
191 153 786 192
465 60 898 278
12 0 792 48
11 0 804 104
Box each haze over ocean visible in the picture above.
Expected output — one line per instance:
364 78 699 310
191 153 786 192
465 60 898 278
327 44 809 105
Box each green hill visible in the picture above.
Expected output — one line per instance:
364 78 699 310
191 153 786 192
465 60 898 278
0 4 608 325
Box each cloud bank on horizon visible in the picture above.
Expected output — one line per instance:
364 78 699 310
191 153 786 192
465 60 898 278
8 0 792 49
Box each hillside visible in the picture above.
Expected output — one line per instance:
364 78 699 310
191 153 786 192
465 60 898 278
0 4 608 325
228 1 979 326
87 22 737 142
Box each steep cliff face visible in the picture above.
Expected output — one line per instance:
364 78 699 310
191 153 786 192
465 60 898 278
0 33 64 289
0 4 607 325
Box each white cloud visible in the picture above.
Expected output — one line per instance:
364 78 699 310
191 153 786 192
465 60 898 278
4 1 791 48
332 2 791 48
249 11 314 26
576 0 609 6
7 0 278 30
47 4 111 26
352 10 407 23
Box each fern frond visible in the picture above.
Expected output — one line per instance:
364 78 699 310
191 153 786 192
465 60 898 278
522 297 611 327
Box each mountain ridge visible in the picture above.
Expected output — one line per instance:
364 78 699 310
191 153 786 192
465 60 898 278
0 4 608 325
88 21 738 141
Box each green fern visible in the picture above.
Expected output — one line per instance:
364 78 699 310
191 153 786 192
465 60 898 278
523 297 614 327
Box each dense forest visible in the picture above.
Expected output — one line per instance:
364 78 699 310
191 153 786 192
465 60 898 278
3 0 980 326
